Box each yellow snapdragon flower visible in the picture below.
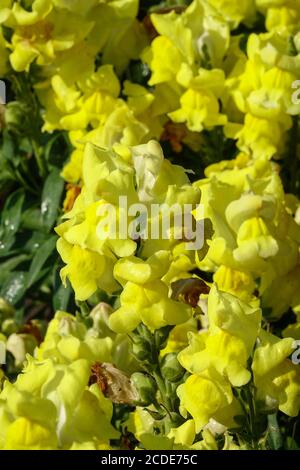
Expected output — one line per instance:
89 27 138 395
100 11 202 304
256 0 300 33
252 330 300 416
177 370 241 433
2 0 94 72
206 0 256 28
195 158 300 316
1 0 145 73
57 140 208 301
0 357 119 449
141 0 229 135
169 69 227 132
225 30 300 159
109 251 193 333
178 286 261 387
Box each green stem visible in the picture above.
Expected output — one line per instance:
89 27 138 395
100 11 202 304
152 367 176 418
19 158 40 191
32 139 47 178
134 325 179 423
11 73 47 179
152 369 167 399
267 413 283 450
245 385 257 448
15 169 37 194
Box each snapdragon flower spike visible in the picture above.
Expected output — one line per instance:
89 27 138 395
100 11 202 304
176 285 261 435
224 30 300 159
196 156 300 318
56 140 209 303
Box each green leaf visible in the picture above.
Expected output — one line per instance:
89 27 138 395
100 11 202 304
1 130 15 163
0 189 25 254
285 437 300 450
26 236 57 288
21 231 49 254
1 189 25 232
21 207 44 231
0 271 27 305
41 169 64 231
44 132 71 168
53 275 72 311
0 254 30 275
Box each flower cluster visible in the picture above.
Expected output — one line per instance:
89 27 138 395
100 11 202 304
1 0 298 186
0 0 300 452
197 156 300 317
55 140 210 306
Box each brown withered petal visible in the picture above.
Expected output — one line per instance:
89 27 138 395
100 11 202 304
143 15 158 40
63 184 81 212
161 121 188 154
89 362 139 405
171 278 210 308
0 104 5 130
19 322 43 345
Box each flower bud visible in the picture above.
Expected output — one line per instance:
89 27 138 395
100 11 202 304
165 412 185 429
132 337 152 362
6 333 37 368
0 333 6 343
131 372 157 406
204 418 227 436
4 101 29 133
161 353 185 383
58 314 85 338
154 325 173 350
90 302 113 336
0 298 14 321
1 318 18 336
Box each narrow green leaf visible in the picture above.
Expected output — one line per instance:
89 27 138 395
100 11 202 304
21 207 44 231
0 271 27 305
26 236 57 288
0 254 30 274
285 437 300 450
41 169 64 231
53 277 72 311
0 189 25 232
44 132 71 168
21 231 49 254
1 130 15 162
0 189 25 254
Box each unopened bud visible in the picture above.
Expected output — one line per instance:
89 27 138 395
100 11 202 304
4 101 29 132
1 318 18 336
161 353 185 383
131 372 157 406
6 333 37 367
90 302 113 336
132 336 152 362
58 313 85 338
154 325 173 350
0 298 14 320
